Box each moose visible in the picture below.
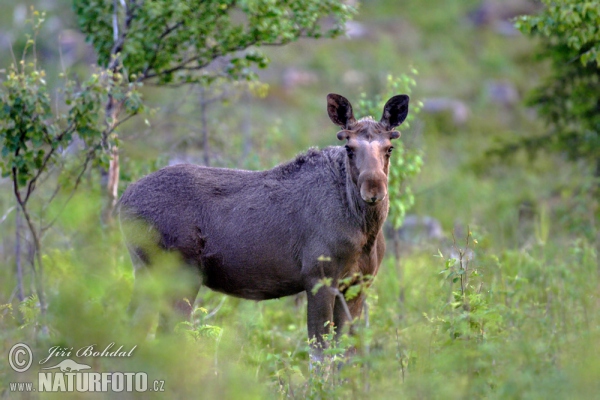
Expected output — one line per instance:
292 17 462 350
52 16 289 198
118 93 409 360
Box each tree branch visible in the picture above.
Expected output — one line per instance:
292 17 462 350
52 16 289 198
108 0 139 71
139 21 184 81
0 206 16 226
11 165 48 335
41 144 101 234
23 124 76 204
138 30 321 84
112 0 119 43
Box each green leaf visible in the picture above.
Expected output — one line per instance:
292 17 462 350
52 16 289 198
344 285 361 301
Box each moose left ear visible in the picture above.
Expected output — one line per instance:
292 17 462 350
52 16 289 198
380 95 409 130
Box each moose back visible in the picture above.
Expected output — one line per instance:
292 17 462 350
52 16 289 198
119 93 409 356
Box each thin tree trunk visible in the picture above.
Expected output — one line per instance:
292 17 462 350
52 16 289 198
33 237 49 337
199 86 210 167
12 168 48 335
101 0 130 224
106 145 120 218
19 202 48 336
393 228 405 307
102 95 120 224
241 93 252 167
15 205 24 303
595 156 600 275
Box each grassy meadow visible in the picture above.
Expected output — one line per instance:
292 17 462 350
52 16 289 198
1 0 599 398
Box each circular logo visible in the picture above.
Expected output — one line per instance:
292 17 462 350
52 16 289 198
8 343 33 373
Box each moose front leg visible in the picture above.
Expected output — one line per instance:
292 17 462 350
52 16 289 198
333 292 367 359
306 279 336 363
333 292 363 337
335 246 381 340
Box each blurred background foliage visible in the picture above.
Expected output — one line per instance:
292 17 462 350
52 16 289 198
0 0 599 399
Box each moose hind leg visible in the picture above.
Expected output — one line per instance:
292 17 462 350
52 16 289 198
128 247 160 339
157 264 202 334
128 245 202 337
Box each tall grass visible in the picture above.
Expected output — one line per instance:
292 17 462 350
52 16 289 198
1 191 597 399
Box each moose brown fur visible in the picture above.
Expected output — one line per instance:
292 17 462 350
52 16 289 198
119 94 409 358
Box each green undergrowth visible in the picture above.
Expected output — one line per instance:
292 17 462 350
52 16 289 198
1 209 597 398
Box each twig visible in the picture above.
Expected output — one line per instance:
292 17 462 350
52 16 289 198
0 206 16 225
41 146 99 234
108 109 139 133
329 287 353 322
8 41 17 69
112 0 119 43
204 296 227 320
139 20 184 80
396 329 405 383
2 287 19 318
41 183 62 216
23 124 75 204
57 31 67 75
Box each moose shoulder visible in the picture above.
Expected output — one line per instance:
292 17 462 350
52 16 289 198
119 93 409 357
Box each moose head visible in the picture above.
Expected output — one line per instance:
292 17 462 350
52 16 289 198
327 93 409 205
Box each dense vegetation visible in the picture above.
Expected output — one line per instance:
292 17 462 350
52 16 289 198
0 0 598 399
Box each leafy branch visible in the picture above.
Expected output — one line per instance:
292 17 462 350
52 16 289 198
73 0 354 220
0 11 123 333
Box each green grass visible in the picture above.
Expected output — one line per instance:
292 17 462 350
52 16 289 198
2 214 597 398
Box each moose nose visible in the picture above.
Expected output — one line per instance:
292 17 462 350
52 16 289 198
358 171 387 205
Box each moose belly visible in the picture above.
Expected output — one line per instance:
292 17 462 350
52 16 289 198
199 249 305 301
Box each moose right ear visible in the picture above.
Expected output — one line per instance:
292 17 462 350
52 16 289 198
336 130 350 141
327 93 356 129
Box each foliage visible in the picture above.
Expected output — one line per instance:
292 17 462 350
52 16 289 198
74 0 355 85
0 11 147 335
355 73 423 228
432 231 501 342
0 13 106 190
2 208 599 398
72 0 355 219
494 1 600 174
0 10 146 212
518 1 600 66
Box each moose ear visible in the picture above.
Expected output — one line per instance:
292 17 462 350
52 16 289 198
380 95 409 130
327 93 356 129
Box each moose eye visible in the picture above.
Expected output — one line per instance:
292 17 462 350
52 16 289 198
386 146 394 156
345 145 354 158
